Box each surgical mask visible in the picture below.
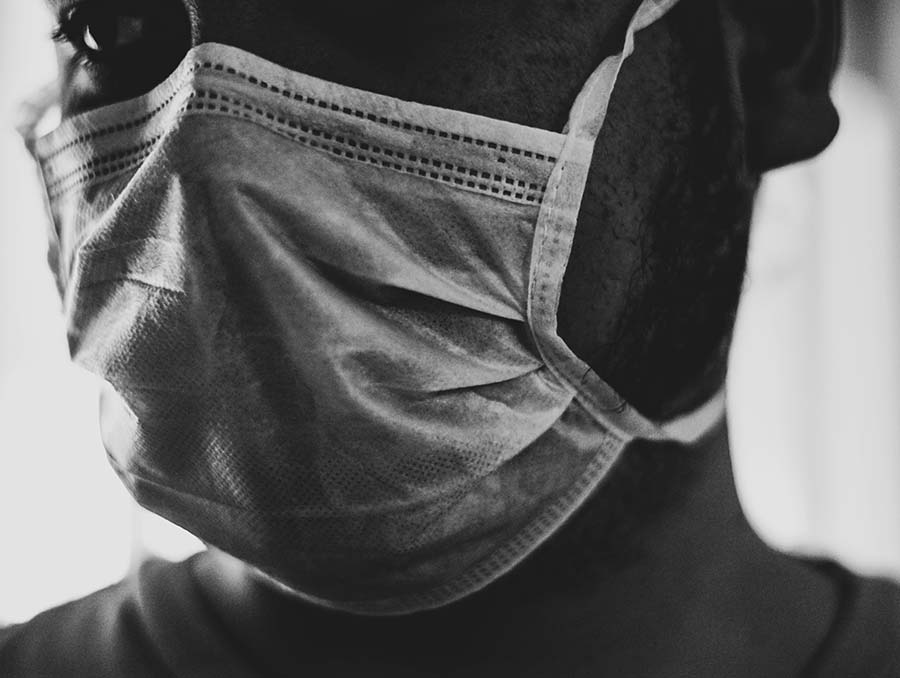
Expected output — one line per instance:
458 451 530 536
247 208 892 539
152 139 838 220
21 0 721 615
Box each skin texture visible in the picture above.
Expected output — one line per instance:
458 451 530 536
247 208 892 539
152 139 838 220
42 0 844 674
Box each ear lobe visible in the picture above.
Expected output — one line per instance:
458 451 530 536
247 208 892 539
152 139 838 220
724 0 843 172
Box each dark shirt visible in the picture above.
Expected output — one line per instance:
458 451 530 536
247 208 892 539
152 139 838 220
2 553 899 678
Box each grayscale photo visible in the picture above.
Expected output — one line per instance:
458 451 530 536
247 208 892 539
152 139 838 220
1 0 898 675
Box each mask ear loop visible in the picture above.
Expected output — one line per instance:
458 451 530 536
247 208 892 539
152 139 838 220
563 0 681 140
526 0 684 444
16 84 67 297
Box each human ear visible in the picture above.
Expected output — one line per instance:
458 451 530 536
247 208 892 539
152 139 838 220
722 0 843 172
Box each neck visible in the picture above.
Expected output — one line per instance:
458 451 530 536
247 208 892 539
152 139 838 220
194 419 838 677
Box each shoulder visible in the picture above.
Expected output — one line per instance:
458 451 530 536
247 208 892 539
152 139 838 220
0 556 217 678
806 563 900 678
0 574 154 678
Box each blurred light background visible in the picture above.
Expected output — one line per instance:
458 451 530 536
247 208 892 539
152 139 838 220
1 1 899 624
729 0 900 576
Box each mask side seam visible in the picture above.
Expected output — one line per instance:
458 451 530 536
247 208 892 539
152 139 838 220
43 137 162 198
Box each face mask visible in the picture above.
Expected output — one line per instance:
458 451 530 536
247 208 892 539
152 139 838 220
22 0 719 615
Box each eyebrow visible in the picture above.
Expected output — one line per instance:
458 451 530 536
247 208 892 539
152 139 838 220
45 0 81 18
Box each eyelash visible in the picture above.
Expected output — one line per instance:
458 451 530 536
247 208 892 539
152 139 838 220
51 9 101 64
51 2 148 66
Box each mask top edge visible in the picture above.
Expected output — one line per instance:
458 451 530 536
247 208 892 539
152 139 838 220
31 42 568 162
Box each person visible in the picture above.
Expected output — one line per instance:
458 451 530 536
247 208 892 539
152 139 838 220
2 0 898 676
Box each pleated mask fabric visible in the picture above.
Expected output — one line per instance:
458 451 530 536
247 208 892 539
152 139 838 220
21 0 721 614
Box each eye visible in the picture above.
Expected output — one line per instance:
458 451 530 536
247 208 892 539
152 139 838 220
79 13 146 57
54 2 154 64
51 0 192 115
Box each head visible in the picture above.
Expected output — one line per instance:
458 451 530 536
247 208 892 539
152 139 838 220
50 0 841 417
43 0 842 603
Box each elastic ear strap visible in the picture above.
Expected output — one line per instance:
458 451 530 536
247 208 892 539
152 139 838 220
660 385 727 444
563 23 634 141
527 0 686 443
565 0 681 141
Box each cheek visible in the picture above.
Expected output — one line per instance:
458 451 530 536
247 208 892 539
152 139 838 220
557 20 694 373
556 8 757 418
56 0 193 117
